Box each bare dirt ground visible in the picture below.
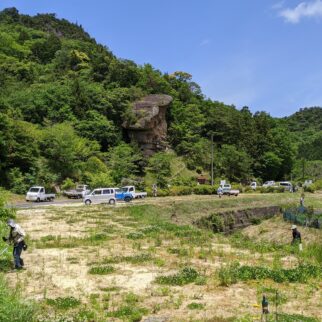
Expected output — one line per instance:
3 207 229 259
4 194 322 321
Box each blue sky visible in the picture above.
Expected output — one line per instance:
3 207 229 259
1 0 322 117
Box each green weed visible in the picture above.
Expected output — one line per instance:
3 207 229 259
218 262 321 286
46 296 81 310
88 265 115 275
187 302 205 310
155 267 200 286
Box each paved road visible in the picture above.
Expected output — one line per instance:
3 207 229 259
9 199 82 209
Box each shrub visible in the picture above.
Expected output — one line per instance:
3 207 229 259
312 179 322 191
0 189 15 222
61 178 75 191
195 213 225 233
193 185 215 195
157 189 170 197
169 186 192 196
244 186 255 193
304 185 315 193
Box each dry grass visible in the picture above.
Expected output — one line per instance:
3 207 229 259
3 193 322 321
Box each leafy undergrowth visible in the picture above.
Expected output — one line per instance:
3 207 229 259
218 262 321 286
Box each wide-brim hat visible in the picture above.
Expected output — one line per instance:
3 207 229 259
291 224 297 230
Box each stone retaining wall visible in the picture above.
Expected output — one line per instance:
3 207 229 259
194 206 280 233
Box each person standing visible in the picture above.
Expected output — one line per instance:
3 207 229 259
300 195 305 207
2 219 26 270
217 186 223 198
261 294 269 321
152 183 158 197
291 225 303 251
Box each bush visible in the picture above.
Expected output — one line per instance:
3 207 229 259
244 186 255 193
0 189 15 222
61 178 75 191
169 186 192 196
312 179 322 191
259 186 285 193
157 189 170 197
304 185 315 193
195 213 225 233
193 185 216 195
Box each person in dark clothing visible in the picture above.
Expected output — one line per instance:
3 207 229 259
291 225 301 244
261 294 269 321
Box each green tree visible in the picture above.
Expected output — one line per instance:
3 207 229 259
108 144 142 184
40 123 99 181
148 152 172 188
218 145 252 182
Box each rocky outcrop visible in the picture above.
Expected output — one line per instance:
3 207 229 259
123 94 173 157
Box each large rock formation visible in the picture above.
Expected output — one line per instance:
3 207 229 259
123 94 173 157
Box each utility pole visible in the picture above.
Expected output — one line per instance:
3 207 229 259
211 133 214 186
275 290 278 322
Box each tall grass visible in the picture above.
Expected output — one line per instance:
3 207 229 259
0 274 36 322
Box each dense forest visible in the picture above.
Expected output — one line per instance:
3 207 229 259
1 8 322 193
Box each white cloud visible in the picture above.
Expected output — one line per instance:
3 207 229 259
279 0 322 23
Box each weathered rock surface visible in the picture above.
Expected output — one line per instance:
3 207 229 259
123 94 173 157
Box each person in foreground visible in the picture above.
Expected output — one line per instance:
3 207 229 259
291 224 303 251
2 218 27 270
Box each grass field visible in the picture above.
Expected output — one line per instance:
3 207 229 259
1 192 321 321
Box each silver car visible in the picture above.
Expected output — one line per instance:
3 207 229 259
83 188 116 205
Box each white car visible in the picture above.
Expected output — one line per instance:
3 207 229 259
279 181 293 191
262 181 275 187
250 182 257 190
83 188 116 205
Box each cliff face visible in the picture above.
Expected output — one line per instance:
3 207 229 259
123 94 173 157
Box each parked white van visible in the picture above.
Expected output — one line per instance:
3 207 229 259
83 188 116 205
262 181 275 187
279 181 293 191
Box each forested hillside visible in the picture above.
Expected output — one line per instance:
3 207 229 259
0 8 321 193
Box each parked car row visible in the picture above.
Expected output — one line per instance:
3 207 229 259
250 181 294 191
25 185 147 204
